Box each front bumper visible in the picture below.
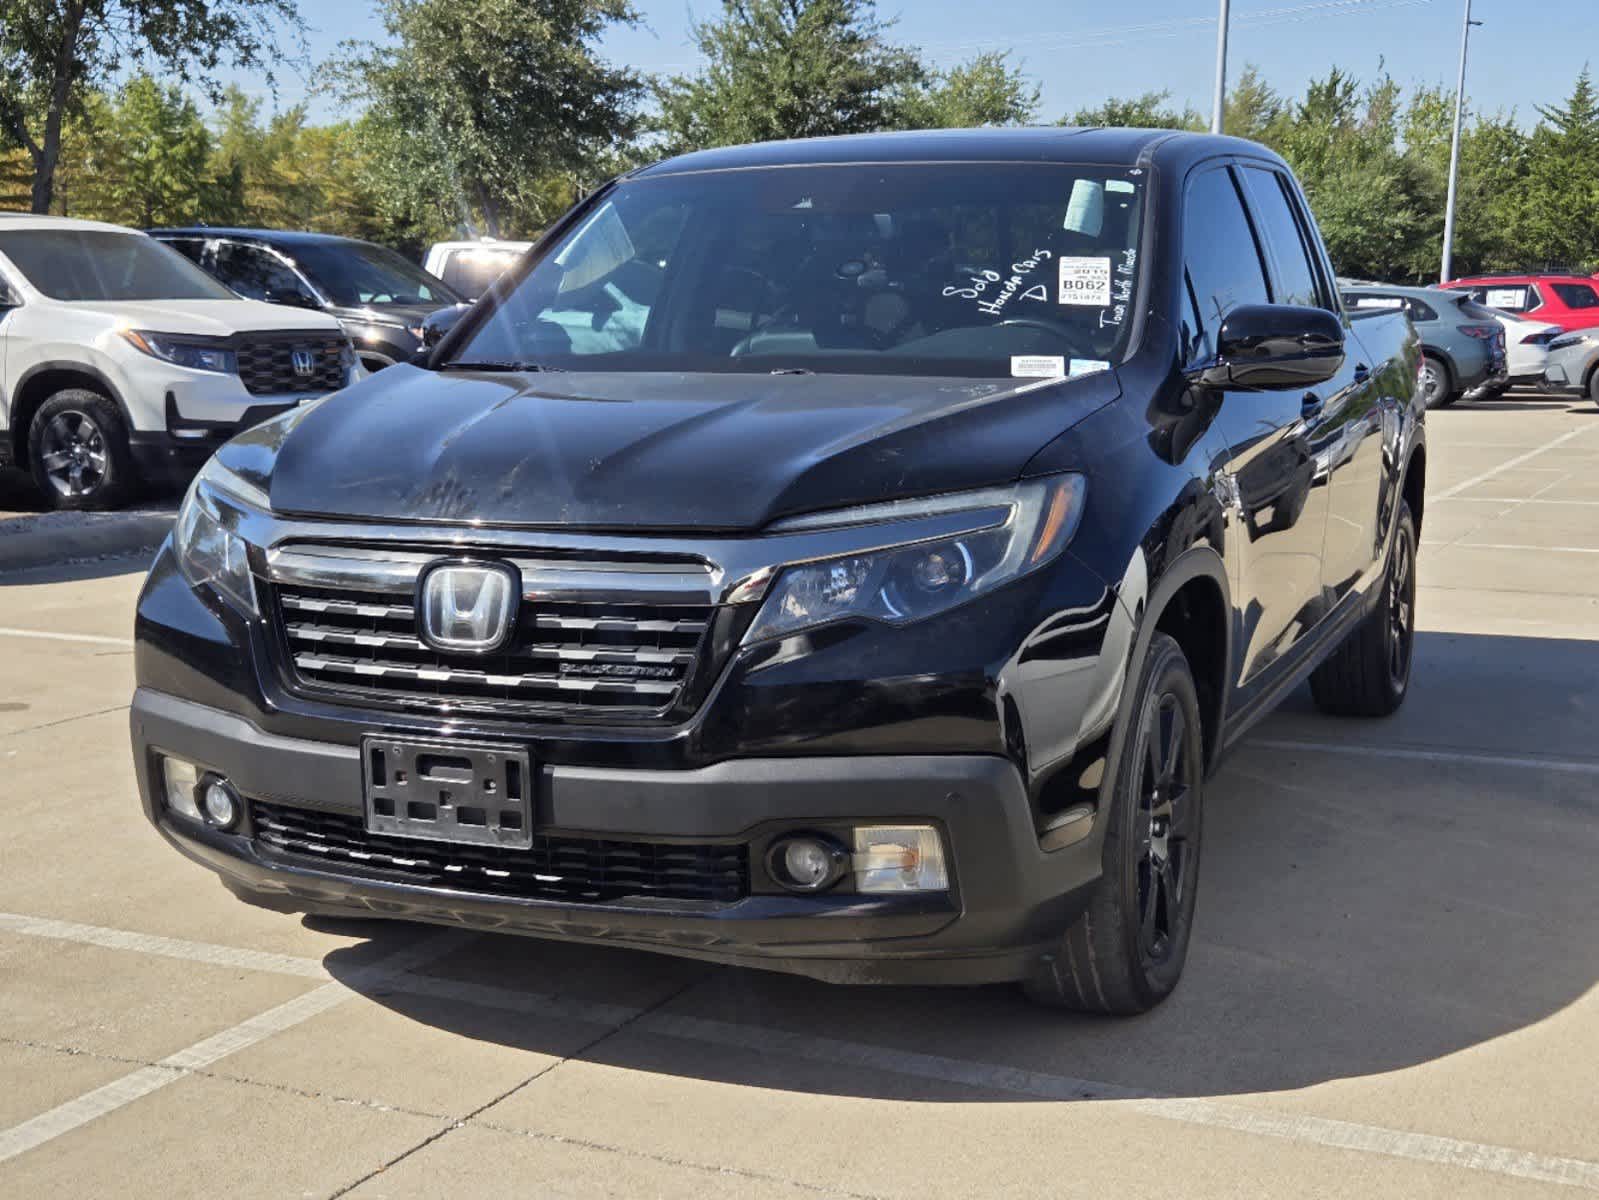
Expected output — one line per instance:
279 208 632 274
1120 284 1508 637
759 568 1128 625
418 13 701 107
131 688 1102 985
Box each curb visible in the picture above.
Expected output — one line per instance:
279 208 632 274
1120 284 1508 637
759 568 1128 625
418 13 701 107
0 511 174 573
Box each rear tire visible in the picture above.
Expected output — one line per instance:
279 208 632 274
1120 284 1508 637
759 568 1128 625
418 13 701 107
1419 354 1455 409
1586 367 1599 409
1023 633 1204 1015
1310 500 1417 718
27 389 133 511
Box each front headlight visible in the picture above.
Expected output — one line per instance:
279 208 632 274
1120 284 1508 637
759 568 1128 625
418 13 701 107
1549 332 1595 352
173 458 267 616
745 475 1086 643
119 329 238 374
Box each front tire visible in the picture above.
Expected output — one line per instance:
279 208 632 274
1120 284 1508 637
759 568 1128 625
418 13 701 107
1309 500 1417 717
27 389 133 511
1023 633 1204 1015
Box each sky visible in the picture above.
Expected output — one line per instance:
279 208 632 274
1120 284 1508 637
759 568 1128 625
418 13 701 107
222 0 1597 129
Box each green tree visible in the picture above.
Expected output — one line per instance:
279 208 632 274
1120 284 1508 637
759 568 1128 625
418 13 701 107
80 75 213 226
894 51 1039 129
1224 65 1287 143
0 0 303 214
1066 89 1203 131
1519 68 1599 269
652 0 924 153
338 0 642 239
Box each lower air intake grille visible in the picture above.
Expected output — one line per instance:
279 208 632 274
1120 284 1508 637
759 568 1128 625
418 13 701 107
251 801 750 904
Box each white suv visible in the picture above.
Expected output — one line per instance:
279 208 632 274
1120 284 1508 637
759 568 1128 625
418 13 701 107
0 215 358 509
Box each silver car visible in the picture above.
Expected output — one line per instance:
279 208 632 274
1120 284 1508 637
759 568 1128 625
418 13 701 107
1544 330 1599 406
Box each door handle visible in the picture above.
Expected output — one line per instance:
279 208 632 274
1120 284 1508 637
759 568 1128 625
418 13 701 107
1302 392 1324 420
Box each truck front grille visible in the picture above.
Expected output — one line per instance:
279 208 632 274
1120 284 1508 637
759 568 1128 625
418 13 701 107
272 582 713 717
251 801 749 904
237 334 348 396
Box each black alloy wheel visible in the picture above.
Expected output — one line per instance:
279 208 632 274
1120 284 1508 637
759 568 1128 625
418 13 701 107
1135 691 1198 965
1023 632 1205 1014
1385 520 1416 692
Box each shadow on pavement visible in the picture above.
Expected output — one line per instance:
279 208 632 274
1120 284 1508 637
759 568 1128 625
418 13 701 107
296 629 1599 1100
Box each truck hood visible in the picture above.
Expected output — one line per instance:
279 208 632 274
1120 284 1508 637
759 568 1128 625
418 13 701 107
75 298 345 336
253 365 1119 531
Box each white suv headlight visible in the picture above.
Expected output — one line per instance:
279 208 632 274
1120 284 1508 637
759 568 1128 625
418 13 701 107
174 458 267 616
119 329 239 374
745 475 1086 643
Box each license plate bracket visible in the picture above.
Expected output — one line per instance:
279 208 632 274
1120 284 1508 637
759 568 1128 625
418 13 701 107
362 736 533 849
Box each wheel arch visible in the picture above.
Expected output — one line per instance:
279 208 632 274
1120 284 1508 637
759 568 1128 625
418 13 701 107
1401 443 1426 536
9 361 133 466
1104 544 1232 787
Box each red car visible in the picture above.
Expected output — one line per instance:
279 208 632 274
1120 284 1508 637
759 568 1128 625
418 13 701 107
1441 273 1599 333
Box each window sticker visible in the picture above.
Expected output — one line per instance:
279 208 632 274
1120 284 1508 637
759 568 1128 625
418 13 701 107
1070 359 1110 377
1059 256 1112 307
1011 355 1066 378
1486 287 1527 310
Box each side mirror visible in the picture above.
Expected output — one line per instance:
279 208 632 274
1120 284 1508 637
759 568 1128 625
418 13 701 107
1190 303 1345 390
420 303 470 349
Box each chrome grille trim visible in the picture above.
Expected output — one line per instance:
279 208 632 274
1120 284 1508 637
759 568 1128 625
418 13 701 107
269 540 722 716
293 653 682 696
268 544 718 605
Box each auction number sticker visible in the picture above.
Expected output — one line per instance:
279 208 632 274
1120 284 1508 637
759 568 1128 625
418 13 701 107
1058 256 1112 307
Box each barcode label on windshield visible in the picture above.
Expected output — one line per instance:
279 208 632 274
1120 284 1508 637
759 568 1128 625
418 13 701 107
1059 257 1112 307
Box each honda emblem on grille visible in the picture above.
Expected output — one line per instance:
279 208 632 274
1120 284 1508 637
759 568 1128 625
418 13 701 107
290 348 316 377
418 562 520 654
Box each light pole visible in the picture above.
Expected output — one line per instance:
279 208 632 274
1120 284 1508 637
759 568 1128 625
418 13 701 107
1211 0 1231 134
1440 0 1481 283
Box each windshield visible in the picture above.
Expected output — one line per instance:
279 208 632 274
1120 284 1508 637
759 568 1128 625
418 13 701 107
449 163 1147 377
0 229 237 302
288 240 460 307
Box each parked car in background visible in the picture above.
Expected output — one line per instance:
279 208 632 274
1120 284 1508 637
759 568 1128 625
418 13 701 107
150 228 464 373
1441 273 1599 334
0 216 356 510
424 238 533 301
1342 284 1506 407
1543 329 1599 405
132 128 1425 1015
1478 307 1562 395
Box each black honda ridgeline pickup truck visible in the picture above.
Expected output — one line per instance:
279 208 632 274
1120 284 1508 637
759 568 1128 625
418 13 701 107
132 129 1423 1013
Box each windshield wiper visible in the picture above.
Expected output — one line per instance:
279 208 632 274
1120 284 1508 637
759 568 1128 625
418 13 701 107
438 359 560 373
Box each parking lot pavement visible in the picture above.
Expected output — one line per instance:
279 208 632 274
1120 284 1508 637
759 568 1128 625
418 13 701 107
2 392 1598 1198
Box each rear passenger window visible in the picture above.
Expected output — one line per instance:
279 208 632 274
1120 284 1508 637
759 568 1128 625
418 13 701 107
1551 282 1599 310
1182 167 1270 362
1239 166 1325 309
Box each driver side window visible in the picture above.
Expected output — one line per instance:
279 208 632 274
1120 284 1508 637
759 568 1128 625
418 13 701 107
1181 166 1271 364
213 243 318 308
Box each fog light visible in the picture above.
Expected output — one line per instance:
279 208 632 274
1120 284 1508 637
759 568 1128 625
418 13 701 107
852 825 949 893
200 776 241 830
161 757 202 822
767 835 847 893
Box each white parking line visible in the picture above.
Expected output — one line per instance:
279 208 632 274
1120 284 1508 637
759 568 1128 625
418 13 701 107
0 928 467 1166
0 626 134 647
1450 542 1599 555
1249 738 1599 777
4 912 1599 1189
1433 426 1595 501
